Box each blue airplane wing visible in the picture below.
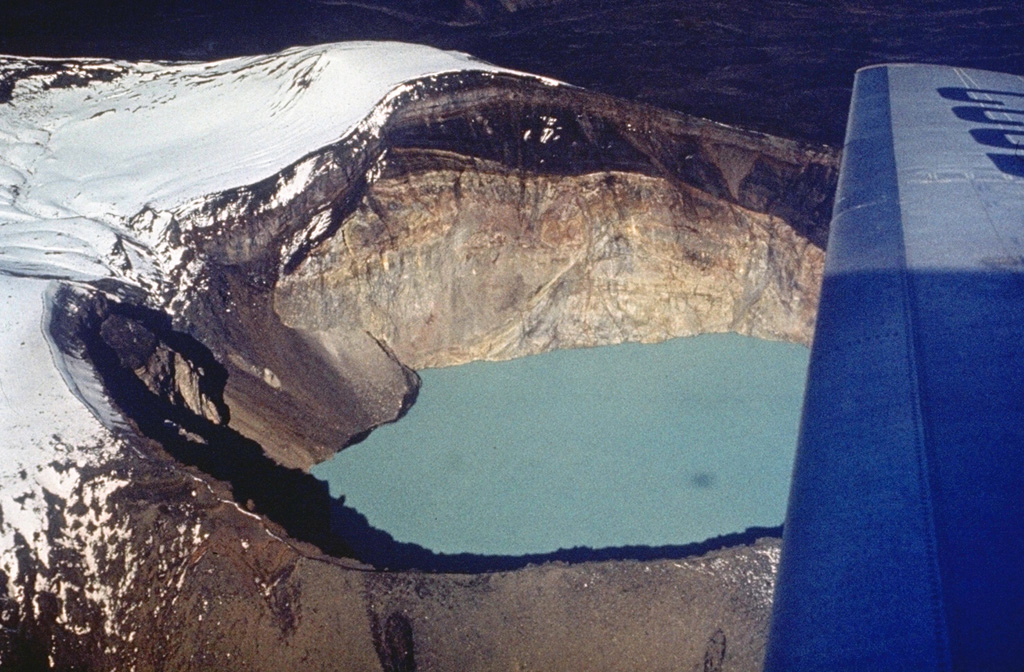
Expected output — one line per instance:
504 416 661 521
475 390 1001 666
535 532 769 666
764 64 1024 671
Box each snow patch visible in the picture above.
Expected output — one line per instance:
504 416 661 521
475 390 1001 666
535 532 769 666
266 157 318 211
2 43 530 221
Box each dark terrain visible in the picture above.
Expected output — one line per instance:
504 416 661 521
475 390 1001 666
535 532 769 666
3 0 1023 145
2 3 1023 670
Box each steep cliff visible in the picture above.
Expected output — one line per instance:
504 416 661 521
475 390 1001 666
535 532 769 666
174 72 835 469
277 151 822 371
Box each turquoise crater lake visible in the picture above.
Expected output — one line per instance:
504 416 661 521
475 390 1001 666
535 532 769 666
312 333 809 557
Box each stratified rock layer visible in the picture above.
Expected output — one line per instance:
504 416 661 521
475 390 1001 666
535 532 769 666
277 151 823 370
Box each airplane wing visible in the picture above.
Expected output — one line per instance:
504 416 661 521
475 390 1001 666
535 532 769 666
764 63 1024 671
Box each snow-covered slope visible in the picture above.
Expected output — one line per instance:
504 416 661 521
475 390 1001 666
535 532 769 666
0 42 537 282
0 41 552 624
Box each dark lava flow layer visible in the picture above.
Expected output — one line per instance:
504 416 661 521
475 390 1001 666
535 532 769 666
3 0 1023 145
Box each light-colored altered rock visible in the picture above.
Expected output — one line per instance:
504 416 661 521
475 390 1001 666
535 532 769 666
277 162 823 370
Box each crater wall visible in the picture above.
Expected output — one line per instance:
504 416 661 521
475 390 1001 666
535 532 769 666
172 73 836 469
277 150 823 371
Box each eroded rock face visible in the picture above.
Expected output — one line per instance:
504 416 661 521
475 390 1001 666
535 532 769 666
276 151 823 370
168 74 835 470
99 312 228 426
